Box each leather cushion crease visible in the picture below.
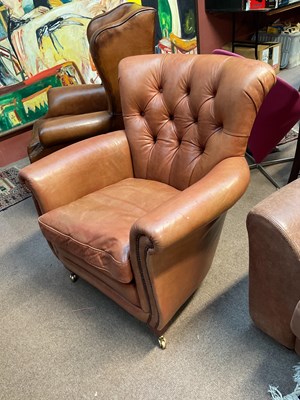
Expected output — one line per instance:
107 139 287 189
39 178 179 284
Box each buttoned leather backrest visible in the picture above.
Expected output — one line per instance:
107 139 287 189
119 54 276 190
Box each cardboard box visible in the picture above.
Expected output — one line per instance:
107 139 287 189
222 42 281 74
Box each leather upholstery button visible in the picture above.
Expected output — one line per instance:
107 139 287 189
170 115 174 120
140 111 145 116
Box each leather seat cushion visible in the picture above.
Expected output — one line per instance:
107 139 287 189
38 178 179 284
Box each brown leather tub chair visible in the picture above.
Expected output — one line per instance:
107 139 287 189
27 2 156 163
20 54 275 348
247 179 300 354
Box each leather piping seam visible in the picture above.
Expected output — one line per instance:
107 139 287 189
90 9 154 46
135 234 158 326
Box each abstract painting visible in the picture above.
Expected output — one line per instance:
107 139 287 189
142 0 199 54
0 61 83 135
0 0 133 135
0 0 198 136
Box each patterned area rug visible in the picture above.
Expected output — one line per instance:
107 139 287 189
0 167 31 212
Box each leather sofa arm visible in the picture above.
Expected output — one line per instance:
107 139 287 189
19 130 133 214
130 157 250 330
37 110 112 147
45 84 108 118
131 157 250 249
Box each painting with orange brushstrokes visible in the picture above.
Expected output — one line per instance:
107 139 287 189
0 0 198 135
0 0 141 135
0 61 83 133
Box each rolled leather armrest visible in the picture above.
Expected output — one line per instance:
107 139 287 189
38 110 112 147
131 157 250 250
130 157 250 330
45 84 108 118
19 130 133 214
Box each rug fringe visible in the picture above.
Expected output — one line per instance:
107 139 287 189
268 363 300 400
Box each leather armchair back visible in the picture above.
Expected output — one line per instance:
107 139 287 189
119 54 276 190
27 3 156 163
87 2 142 41
88 3 156 130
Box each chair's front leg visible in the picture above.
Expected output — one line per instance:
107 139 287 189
129 157 250 336
130 213 226 334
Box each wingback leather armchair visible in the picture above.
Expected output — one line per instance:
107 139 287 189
20 54 275 348
27 2 156 163
247 178 300 354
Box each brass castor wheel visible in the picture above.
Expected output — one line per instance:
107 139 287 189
70 272 78 283
158 335 166 350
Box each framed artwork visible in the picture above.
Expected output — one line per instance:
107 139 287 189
0 0 199 137
0 61 83 134
141 0 199 55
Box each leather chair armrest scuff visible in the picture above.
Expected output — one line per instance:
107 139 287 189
20 130 133 214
